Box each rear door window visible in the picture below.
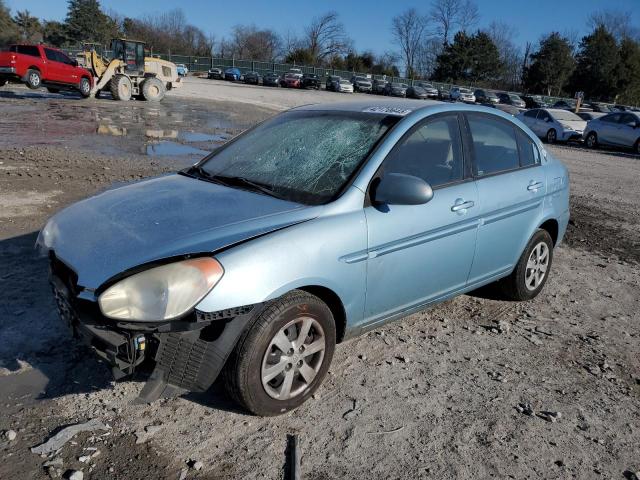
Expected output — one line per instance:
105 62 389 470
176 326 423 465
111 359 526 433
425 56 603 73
44 48 58 62
16 45 40 57
382 114 464 188
601 114 621 123
467 113 520 176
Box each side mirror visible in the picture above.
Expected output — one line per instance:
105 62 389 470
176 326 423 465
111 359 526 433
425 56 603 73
373 173 433 206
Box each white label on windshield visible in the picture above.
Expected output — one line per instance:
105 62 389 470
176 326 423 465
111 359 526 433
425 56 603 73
362 106 412 116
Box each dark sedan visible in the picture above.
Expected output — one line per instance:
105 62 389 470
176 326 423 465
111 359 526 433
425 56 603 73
301 73 321 90
552 100 575 110
243 71 261 85
413 81 439 98
498 92 526 109
384 82 408 97
475 89 499 104
372 78 388 95
522 95 549 109
406 86 429 99
262 72 279 87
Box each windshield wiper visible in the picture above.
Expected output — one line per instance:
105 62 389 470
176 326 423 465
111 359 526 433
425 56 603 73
212 175 287 200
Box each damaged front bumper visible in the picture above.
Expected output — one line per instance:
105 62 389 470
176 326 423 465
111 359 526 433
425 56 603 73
50 257 258 403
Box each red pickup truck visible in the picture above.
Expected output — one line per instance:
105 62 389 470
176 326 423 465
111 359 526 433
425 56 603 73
0 44 93 97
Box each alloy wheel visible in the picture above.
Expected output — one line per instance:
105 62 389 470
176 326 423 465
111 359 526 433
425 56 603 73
29 72 40 87
261 316 326 400
525 242 549 291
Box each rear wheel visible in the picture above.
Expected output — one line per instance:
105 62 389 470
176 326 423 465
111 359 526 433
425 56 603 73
223 290 336 416
585 132 598 149
110 74 132 101
546 129 557 144
141 77 166 102
78 77 91 98
499 229 554 301
25 69 41 89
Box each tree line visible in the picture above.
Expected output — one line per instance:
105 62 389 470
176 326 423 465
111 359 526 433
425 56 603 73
1 0 639 103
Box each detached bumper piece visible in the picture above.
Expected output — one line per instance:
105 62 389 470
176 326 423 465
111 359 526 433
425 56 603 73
50 257 257 404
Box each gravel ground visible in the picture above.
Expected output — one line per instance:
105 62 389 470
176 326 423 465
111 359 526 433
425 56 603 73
0 83 638 480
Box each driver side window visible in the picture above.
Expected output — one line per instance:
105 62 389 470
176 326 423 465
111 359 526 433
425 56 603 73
382 115 464 188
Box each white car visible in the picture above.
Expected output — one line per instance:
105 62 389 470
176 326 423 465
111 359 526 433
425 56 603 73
450 87 475 103
518 108 587 143
288 68 303 79
336 79 354 93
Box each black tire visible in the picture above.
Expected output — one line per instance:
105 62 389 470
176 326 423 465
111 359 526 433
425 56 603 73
78 77 91 98
499 229 554 301
141 77 166 102
0 78 7 88
546 129 557 144
110 74 132 101
223 290 336 416
46 87 60 94
634 138 640 155
585 132 598 149
25 69 41 89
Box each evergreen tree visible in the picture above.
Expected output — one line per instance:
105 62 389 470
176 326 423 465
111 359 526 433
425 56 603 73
571 25 620 101
65 0 118 44
13 10 42 42
432 30 502 83
43 21 70 47
523 33 575 96
616 38 640 105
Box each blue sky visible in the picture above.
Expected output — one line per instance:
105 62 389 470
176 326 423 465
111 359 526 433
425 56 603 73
7 0 640 54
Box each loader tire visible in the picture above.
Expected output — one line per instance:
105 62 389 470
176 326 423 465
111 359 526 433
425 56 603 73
110 74 132 101
141 77 166 102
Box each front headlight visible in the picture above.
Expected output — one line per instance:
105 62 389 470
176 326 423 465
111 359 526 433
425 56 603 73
98 258 224 321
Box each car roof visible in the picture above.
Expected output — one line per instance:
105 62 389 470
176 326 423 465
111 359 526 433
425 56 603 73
293 99 441 116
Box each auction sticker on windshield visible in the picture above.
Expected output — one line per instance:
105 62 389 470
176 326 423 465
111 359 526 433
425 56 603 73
362 106 412 116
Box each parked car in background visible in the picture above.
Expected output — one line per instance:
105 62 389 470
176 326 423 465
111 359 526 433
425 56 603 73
280 73 301 88
335 78 354 93
450 87 475 103
497 92 525 109
243 71 261 85
577 111 606 121
384 82 408 97
351 75 372 93
207 68 223 80
518 108 586 143
474 89 499 104
372 78 388 95
522 95 549 109
551 100 574 110
301 73 321 90
326 75 342 91
224 67 241 81
587 102 612 113
612 105 628 112
262 72 280 87
0 43 92 97
406 85 429 99
288 68 303 79
483 103 520 116
39 99 569 416
584 112 640 153
176 64 188 76
438 88 451 100
413 81 439 98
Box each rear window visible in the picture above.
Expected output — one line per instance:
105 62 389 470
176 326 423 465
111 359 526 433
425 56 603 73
15 45 40 57
516 130 541 167
467 114 520 176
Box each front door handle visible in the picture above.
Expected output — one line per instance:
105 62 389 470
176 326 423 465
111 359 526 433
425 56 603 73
451 199 475 212
527 181 543 191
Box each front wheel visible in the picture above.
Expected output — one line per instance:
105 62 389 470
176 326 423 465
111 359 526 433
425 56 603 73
585 132 598 149
223 290 336 416
546 129 557 144
78 77 91 98
25 69 41 89
499 229 554 301
110 74 132 101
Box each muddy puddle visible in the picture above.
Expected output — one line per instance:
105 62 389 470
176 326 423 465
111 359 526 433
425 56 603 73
0 88 246 168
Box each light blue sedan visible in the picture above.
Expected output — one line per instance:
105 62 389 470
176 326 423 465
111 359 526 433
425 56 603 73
38 100 570 416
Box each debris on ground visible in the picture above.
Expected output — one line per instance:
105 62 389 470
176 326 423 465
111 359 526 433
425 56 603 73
30 419 109 455
537 411 562 423
134 424 164 444
516 403 535 416
4 429 17 441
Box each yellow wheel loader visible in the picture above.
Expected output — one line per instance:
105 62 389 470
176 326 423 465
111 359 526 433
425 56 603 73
80 39 182 101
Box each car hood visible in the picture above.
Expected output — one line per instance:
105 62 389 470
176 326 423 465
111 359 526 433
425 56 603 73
558 120 587 130
39 174 320 290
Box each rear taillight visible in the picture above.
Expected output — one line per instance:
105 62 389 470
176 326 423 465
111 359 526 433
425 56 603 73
10 54 16 64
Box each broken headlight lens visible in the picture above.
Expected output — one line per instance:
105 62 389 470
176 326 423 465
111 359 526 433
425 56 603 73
98 258 224 321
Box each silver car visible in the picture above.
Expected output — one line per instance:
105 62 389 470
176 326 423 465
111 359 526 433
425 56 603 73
584 112 640 154
450 87 475 103
517 108 586 143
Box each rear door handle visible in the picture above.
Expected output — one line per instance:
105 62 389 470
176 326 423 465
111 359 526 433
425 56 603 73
527 181 543 191
451 200 475 212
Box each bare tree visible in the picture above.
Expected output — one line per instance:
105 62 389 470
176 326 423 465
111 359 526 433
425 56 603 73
588 9 639 42
304 11 351 63
230 25 281 61
430 0 479 45
391 8 429 78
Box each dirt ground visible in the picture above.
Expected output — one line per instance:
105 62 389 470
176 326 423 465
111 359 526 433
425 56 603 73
0 83 638 480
